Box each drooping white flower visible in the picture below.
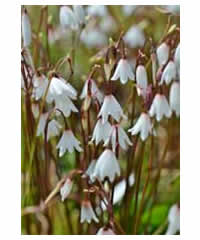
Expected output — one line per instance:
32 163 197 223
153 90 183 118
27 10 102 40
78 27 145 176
136 65 148 96
160 61 177 85
162 5 180 15
149 94 172 121
80 28 107 47
33 74 48 100
157 42 169 67
60 178 73 201
96 227 116 235
36 114 61 140
47 77 77 103
80 200 99 223
166 204 180 235
85 159 97 182
47 119 62 140
56 130 83 157
72 5 86 26
91 118 112 145
128 113 152 141
122 5 138 17
54 94 78 118
98 95 127 124
169 81 180 117
92 149 120 182
46 77 78 117
80 78 103 103
99 173 135 212
59 6 78 30
124 25 145 48
87 5 108 17
104 124 132 152
111 59 135 84
174 43 180 77
22 9 31 47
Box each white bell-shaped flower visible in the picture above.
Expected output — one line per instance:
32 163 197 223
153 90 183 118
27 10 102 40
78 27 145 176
104 125 132 152
98 95 127 124
136 65 148 96
47 77 77 103
54 94 78 118
124 25 145 48
60 178 73 201
91 118 112 145
72 5 86 26
80 78 103 103
169 81 180 117
128 113 152 141
92 149 120 182
157 42 169 66
36 114 61 140
149 94 172 121
96 227 116 235
166 204 180 235
160 61 177 85
33 74 48 100
100 174 135 212
111 59 135 84
85 159 97 183
56 130 83 156
99 16 117 33
47 119 62 140
80 200 99 223
22 10 31 47
59 6 78 30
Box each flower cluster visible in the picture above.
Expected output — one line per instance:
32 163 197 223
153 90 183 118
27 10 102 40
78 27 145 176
21 5 180 235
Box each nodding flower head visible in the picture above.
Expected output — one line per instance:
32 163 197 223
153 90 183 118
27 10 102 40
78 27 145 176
80 78 103 104
91 118 112 145
160 60 177 85
56 130 83 157
98 95 127 124
33 74 48 101
128 113 152 141
156 42 169 67
59 6 78 30
104 124 132 152
149 94 172 121
111 59 135 84
60 178 73 201
124 25 145 48
80 200 99 224
22 9 32 47
92 149 120 182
